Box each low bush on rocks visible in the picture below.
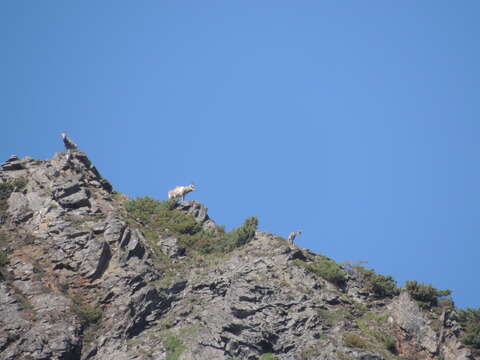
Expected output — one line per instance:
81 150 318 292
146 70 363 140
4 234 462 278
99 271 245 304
213 216 258 252
354 266 398 298
14 292 33 311
125 197 258 255
343 332 367 349
405 280 451 308
0 241 8 280
259 353 275 360
453 308 480 352
0 178 27 200
0 250 7 267
163 333 186 360
293 256 347 287
71 295 102 328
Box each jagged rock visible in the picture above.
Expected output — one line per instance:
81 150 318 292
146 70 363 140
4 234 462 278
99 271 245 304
176 200 209 223
79 237 112 279
176 200 221 233
103 220 126 244
119 229 146 262
0 320 81 360
157 235 185 257
388 291 438 354
0 283 29 352
57 188 90 209
7 192 33 223
1 156 24 171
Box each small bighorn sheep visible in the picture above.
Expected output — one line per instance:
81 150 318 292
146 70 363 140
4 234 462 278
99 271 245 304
60 132 78 163
287 230 303 245
60 132 78 151
168 184 196 201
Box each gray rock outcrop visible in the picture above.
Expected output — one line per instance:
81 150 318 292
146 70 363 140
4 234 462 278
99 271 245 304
0 150 476 360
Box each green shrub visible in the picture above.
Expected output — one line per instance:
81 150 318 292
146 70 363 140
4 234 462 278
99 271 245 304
337 352 354 360
214 216 258 252
299 346 319 359
12 177 27 190
0 183 12 201
355 267 398 298
343 332 367 349
317 309 352 326
370 274 397 298
0 250 7 281
0 250 7 267
125 197 177 223
259 353 275 360
163 334 186 360
383 335 397 353
405 280 451 308
453 308 480 350
15 292 33 310
71 296 102 327
293 256 347 287
126 197 203 243
125 197 258 256
0 178 27 200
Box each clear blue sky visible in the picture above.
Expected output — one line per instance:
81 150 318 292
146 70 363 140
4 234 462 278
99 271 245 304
1 1 479 308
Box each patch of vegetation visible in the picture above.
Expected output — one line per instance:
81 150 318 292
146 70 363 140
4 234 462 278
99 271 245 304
317 308 353 326
337 352 353 360
0 231 7 245
163 333 187 360
0 183 11 201
405 280 451 308
356 311 397 354
126 197 178 220
343 332 367 349
205 216 258 253
70 294 102 326
0 235 8 280
259 354 275 360
293 256 347 287
14 292 33 310
0 250 7 267
125 197 258 256
452 308 480 352
70 294 103 344
0 177 28 200
353 266 398 298
438 297 455 310
383 335 397 354
299 346 319 360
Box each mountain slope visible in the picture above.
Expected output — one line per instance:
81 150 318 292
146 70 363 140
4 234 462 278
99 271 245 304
0 149 476 360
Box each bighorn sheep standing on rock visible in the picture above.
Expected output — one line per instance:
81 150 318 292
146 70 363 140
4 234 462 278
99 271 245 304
168 184 196 201
288 230 303 245
60 132 78 150
60 132 78 163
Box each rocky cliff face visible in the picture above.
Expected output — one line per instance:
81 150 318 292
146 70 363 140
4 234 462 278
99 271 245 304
0 150 477 360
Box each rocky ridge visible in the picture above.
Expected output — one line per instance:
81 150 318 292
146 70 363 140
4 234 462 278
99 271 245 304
0 149 477 360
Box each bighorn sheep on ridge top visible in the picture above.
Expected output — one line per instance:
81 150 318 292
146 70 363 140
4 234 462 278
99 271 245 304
168 184 196 201
60 132 78 150
288 230 303 245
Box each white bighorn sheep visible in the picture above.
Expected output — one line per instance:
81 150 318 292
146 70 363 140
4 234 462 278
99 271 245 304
168 184 196 201
287 230 303 245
